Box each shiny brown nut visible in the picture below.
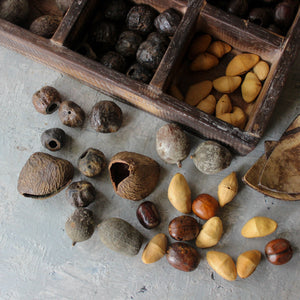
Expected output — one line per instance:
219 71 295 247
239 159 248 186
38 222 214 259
58 100 85 127
136 201 160 229
265 238 293 265
66 181 96 207
168 216 200 241
41 128 66 151
166 242 200 272
78 148 106 177
32 86 61 114
192 194 219 220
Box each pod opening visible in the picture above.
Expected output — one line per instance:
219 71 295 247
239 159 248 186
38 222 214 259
110 162 130 189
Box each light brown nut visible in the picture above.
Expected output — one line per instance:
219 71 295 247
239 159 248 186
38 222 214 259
218 172 238 207
207 41 232 58
237 250 261 278
226 53 260 76
142 233 167 264
215 94 232 117
241 216 277 238
253 61 269 81
213 76 241 93
241 72 262 103
168 173 191 213
217 106 247 130
196 95 216 115
185 80 213 106
188 34 212 60
206 251 237 281
190 53 219 71
196 216 223 248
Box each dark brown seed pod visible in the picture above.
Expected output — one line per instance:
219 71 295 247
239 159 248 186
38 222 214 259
104 0 129 21
58 100 85 127
17 152 74 199
56 0 73 14
248 7 273 27
100 51 127 73
265 238 293 265
0 0 29 25
166 242 200 272
41 128 66 151
146 32 170 47
115 31 143 58
65 208 95 246
108 151 160 201
78 148 106 177
274 1 297 30
90 101 123 133
168 216 200 241
136 201 160 229
66 181 96 207
126 5 157 35
32 86 61 115
29 15 62 38
154 8 181 36
126 63 153 83
227 0 248 17
76 43 97 60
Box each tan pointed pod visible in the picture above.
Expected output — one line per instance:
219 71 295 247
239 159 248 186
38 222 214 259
218 172 238 207
253 61 269 81
196 216 223 248
108 152 160 201
207 41 232 58
206 251 237 281
215 94 232 117
188 34 212 60
241 216 277 238
241 72 262 103
142 233 167 264
196 95 216 115
185 80 213 106
190 53 219 71
168 173 191 213
213 76 241 93
17 152 74 199
226 53 260 76
236 250 261 279
217 106 247 130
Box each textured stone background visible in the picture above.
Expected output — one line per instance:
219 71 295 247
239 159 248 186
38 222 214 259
0 46 299 300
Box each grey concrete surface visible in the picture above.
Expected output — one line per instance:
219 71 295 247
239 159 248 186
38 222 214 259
0 46 299 300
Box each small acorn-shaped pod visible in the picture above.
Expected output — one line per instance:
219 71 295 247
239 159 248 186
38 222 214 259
241 72 262 103
108 151 160 201
78 148 106 177
17 152 74 199
29 15 62 38
58 100 85 127
154 8 182 36
218 172 238 207
65 208 95 246
142 233 167 264
213 76 242 93
41 128 66 151
0 0 29 25
156 123 190 167
241 216 277 238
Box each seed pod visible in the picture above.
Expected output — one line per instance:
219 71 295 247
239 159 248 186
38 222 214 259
213 76 242 93
32 86 61 115
236 250 261 278
17 152 74 199
98 218 143 256
188 34 212 60
226 53 260 76
192 194 219 220
56 0 72 14
215 94 232 117
218 172 238 207
253 61 269 81
126 63 153 83
241 216 277 238
142 233 167 264
104 0 129 21
265 238 293 265
65 208 95 246
207 41 231 58
227 0 248 17
168 173 191 213
274 1 297 30
154 8 181 36
76 43 97 60
196 95 216 115
108 151 160 201
217 106 247 130
168 216 200 241
241 72 262 103
115 31 143 58
100 51 127 73
185 80 213 106
41 128 66 151
78 148 106 177
66 181 96 207
136 201 160 229
248 7 273 28
169 84 184 101
156 123 190 167
58 100 85 127
29 15 62 38
190 53 219 71
0 0 29 25
90 101 123 133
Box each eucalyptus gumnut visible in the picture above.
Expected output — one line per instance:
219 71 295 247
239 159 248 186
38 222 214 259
78 148 106 177
156 123 190 167
41 128 66 151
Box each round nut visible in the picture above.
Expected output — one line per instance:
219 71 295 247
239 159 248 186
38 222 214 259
192 194 219 220
66 181 96 207
78 148 106 177
58 100 85 127
136 201 160 229
265 238 293 265
32 86 61 114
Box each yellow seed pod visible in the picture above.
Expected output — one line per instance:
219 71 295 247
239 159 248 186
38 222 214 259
241 72 262 103
196 95 216 115
215 94 232 117
142 233 167 264
241 216 277 238
185 80 213 106
237 250 261 279
218 172 238 207
226 53 260 76
213 76 241 93
253 61 269 81
188 34 212 60
190 52 219 71
207 41 232 58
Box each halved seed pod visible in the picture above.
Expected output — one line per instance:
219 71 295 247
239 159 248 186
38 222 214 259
142 233 167 264
241 72 262 103
241 216 277 238
226 53 260 76
236 250 261 279
213 76 241 93
218 172 238 207
108 151 160 201
17 152 74 199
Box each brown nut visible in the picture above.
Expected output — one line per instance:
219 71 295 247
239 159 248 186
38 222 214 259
192 194 219 220
265 238 293 265
32 86 61 114
168 216 200 241
136 201 160 229
66 181 96 207
58 100 85 127
78 148 106 177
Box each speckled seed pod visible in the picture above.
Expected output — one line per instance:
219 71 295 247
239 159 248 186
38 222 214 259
58 100 85 127
126 63 153 83
66 181 96 207
41 128 66 151
115 31 143 58
100 51 127 73
65 208 95 246
29 15 62 38
154 8 181 36
0 0 29 24
90 101 123 133
32 86 61 115
104 0 129 21
78 148 106 177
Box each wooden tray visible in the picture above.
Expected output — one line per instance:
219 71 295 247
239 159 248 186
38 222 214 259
0 0 299 155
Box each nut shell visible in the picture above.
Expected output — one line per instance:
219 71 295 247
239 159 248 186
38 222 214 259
66 181 96 207
41 128 66 151
29 15 62 38
0 0 29 24
192 194 219 220
78 148 106 177
58 100 85 127
136 201 160 229
154 8 181 36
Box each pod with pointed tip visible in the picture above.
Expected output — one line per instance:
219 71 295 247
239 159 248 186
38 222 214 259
241 216 277 238
236 250 261 278
226 53 260 76
218 172 238 207
142 233 167 264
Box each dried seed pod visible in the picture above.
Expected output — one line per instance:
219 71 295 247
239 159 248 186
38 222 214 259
213 76 242 93
32 86 61 115
217 106 247 130
17 152 74 199
58 100 85 127
156 123 190 167
104 0 129 21
236 250 261 278
65 208 95 246
185 80 213 106
126 63 154 83
146 32 170 46
154 8 181 36
190 53 219 71
196 95 216 115
108 151 160 201
169 84 184 101
241 72 262 103
90 101 123 133
226 53 260 76
126 5 157 35
249 7 273 27
66 181 96 207
29 15 62 38
215 94 232 117
142 233 167 264
115 31 143 58
76 43 97 60
253 61 269 81
265 238 293 265
41 128 66 151
78 148 106 177
98 218 143 256
0 0 29 24
227 0 248 17
56 0 72 14
168 216 200 241
274 1 298 30
188 34 212 60
241 216 277 238
100 51 127 73
192 194 219 220
218 172 238 207
207 41 232 58
136 201 160 229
